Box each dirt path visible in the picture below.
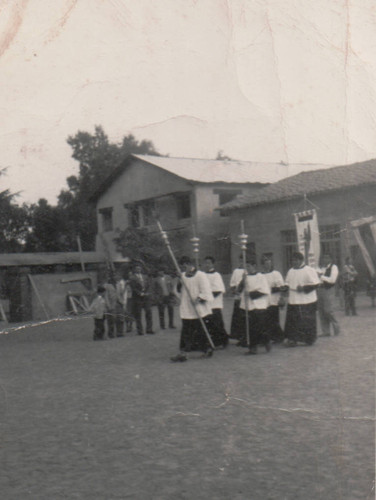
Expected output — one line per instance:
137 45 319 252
0 297 374 499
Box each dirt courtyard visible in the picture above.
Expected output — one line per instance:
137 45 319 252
0 296 374 499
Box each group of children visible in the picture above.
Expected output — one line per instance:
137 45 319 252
170 251 342 362
89 251 351 360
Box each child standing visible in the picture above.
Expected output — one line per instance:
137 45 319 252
90 285 106 341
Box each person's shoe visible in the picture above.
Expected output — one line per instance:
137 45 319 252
265 341 272 353
200 350 213 358
170 353 187 362
108 334 115 339
169 325 176 329
319 333 330 337
116 334 124 338
146 330 155 334
138 332 144 336
245 347 257 355
286 340 297 347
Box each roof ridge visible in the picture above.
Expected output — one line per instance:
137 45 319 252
134 153 333 166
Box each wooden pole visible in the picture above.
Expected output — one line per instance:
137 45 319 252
76 235 86 272
157 221 215 350
0 302 8 323
240 220 250 347
28 274 50 320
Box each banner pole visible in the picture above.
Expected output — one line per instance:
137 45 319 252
240 220 250 347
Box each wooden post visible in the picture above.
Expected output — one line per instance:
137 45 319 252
77 235 86 272
28 274 50 320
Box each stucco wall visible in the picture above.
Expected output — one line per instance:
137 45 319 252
95 158 267 272
96 160 192 255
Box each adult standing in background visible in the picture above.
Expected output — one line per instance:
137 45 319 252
114 271 127 337
129 264 154 335
342 257 358 315
154 268 176 330
317 253 340 336
284 252 320 347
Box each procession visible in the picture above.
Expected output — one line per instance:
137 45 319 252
88 218 362 365
1 2 375 499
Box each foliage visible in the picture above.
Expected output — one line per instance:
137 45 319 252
0 193 30 252
114 227 184 275
0 170 30 252
24 199 72 252
56 126 160 251
215 150 234 161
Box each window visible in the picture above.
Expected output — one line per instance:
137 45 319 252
142 200 155 226
319 224 341 266
176 193 191 219
127 200 155 228
99 207 113 232
281 229 298 274
128 205 141 228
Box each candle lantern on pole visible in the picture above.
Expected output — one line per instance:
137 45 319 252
239 220 250 347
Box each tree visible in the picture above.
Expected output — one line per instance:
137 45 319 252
57 126 160 251
24 199 72 252
0 170 30 252
114 226 185 275
215 150 234 161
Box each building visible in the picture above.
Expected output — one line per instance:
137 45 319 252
221 159 376 284
91 155 326 272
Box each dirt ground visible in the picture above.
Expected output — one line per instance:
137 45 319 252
0 295 374 500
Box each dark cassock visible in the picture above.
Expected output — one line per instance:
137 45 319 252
262 267 286 343
238 270 271 354
204 266 229 348
284 259 320 346
177 268 214 355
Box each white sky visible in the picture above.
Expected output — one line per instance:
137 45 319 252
1 0 376 204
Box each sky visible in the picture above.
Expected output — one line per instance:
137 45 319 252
1 0 376 204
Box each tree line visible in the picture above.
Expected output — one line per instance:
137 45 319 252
1 126 159 253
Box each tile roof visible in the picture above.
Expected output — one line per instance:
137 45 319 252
220 159 376 213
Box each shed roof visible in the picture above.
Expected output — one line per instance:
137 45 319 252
90 154 331 202
220 159 376 213
0 252 105 267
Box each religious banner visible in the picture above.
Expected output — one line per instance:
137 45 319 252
294 209 320 268
350 215 376 277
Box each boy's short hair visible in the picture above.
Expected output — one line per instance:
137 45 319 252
292 252 304 261
97 285 105 294
204 256 215 263
246 255 257 266
179 255 192 265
